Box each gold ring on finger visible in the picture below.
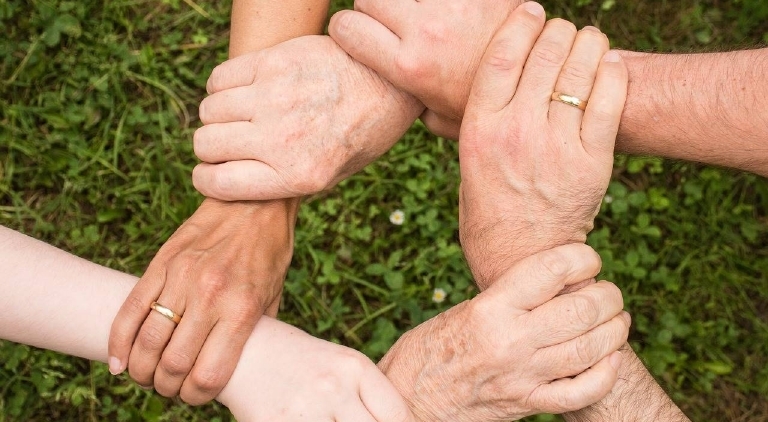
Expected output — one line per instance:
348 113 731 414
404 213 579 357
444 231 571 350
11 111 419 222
551 91 588 111
150 301 182 324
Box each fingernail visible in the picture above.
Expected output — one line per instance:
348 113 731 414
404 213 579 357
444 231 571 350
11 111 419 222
603 50 621 63
523 2 545 17
108 356 123 375
609 351 623 370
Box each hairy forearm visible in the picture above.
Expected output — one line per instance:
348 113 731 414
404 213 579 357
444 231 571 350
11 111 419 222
564 344 690 422
618 48 768 176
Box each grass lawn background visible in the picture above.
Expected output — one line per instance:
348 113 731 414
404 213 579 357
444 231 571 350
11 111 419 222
1 0 767 420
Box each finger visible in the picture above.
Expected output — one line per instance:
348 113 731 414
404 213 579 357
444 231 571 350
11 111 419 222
419 110 460 140
108 267 165 375
127 287 187 388
580 50 628 159
549 26 609 131
153 306 216 397
192 161 292 201
535 311 630 379
359 364 414 422
530 350 623 414
512 18 578 111
206 53 261 94
180 320 253 405
198 86 258 124
528 281 624 348
465 2 546 114
328 10 401 86
352 0 412 34
193 122 264 164
480 243 602 312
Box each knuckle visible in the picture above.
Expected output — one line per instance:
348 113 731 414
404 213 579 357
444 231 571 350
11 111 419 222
159 351 195 378
137 324 168 351
560 62 594 84
537 248 571 279
199 269 230 297
484 40 523 73
572 333 598 367
188 367 227 396
395 53 429 80
419 20 449 44
124 293 149 318
570 294 600 328
532 42 568 67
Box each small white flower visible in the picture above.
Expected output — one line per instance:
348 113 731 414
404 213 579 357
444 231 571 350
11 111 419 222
389 210 405 225
603 195 614 204
432 288 447 304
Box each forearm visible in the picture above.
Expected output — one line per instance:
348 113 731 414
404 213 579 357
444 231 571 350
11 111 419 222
618 48 768 176
564 344 689 422
230 0 330 56
207 0 333 284
0 225 279 408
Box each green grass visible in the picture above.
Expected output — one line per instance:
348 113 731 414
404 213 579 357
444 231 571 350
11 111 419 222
1 0 767 420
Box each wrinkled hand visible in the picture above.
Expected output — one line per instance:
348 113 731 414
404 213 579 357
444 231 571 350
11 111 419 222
218 317 413 422
457 5 628 289
379 244 629 421
108 198 298 404
329 0 527 138
192 35 423 201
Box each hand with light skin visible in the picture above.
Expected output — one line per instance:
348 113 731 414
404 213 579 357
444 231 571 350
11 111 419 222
108 198 298 404
455 4 626 289
328 0 522 136
377 6 631 420
192 35 423 201
378 243 629 421
330 0 768 175
0 226 414 422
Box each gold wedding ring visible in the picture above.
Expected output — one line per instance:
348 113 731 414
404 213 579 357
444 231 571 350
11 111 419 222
551 91 588 111
150 301 182 324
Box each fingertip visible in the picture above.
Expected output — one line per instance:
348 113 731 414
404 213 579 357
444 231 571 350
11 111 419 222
609 350 623 370
603 50 622 63
521 1 545 18
108 356 125 375
328 10 354 38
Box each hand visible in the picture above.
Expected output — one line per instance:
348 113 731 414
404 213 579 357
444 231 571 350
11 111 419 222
378 244 629 421
218 317 414 422
456 6 628 289
192 35 424 201
329 0 527 138
108 198 298 404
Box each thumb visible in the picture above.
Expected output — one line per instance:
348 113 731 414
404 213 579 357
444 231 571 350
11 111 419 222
479 243 602 311
329 10 402 86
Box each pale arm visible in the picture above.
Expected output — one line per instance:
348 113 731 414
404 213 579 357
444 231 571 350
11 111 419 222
0 225 413 421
